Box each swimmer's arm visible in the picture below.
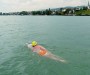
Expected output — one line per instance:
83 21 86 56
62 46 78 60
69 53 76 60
32 49 37 52
27 44 32 48
27 44 34 51
27 43 37 53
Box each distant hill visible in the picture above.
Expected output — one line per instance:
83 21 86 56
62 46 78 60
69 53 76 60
41 6 87 11
50 6 75 10
39 6 75 11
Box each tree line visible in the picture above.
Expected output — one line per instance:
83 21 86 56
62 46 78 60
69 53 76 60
0 6 89 16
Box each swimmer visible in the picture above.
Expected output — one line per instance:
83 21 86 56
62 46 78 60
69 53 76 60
27 41 66 63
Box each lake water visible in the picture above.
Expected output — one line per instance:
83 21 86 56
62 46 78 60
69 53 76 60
0 16 90 75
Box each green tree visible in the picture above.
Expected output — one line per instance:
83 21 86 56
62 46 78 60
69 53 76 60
0 12 2 15
45 8 52 15
19 11 29 15
83 7 88 10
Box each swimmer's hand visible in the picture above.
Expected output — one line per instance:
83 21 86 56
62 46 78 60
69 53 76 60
26 43 29 47
26 43 30 47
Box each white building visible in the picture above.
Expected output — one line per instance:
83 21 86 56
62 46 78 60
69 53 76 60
88 1 90 9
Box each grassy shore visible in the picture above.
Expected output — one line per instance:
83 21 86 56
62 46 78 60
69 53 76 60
75 9 90 16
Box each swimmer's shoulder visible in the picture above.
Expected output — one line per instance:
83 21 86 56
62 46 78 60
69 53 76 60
38 45 46 50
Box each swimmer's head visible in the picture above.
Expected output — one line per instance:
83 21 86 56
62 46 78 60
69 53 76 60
32 41 37 47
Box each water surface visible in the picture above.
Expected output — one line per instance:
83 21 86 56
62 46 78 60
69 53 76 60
0 16 90 75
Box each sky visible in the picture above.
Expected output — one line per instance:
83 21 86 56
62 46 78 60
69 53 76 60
0 0 89 12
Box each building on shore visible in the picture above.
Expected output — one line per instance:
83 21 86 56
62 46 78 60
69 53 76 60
88 1 90 9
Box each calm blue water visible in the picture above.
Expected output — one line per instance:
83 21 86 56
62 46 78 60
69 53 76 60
0 16 90 75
